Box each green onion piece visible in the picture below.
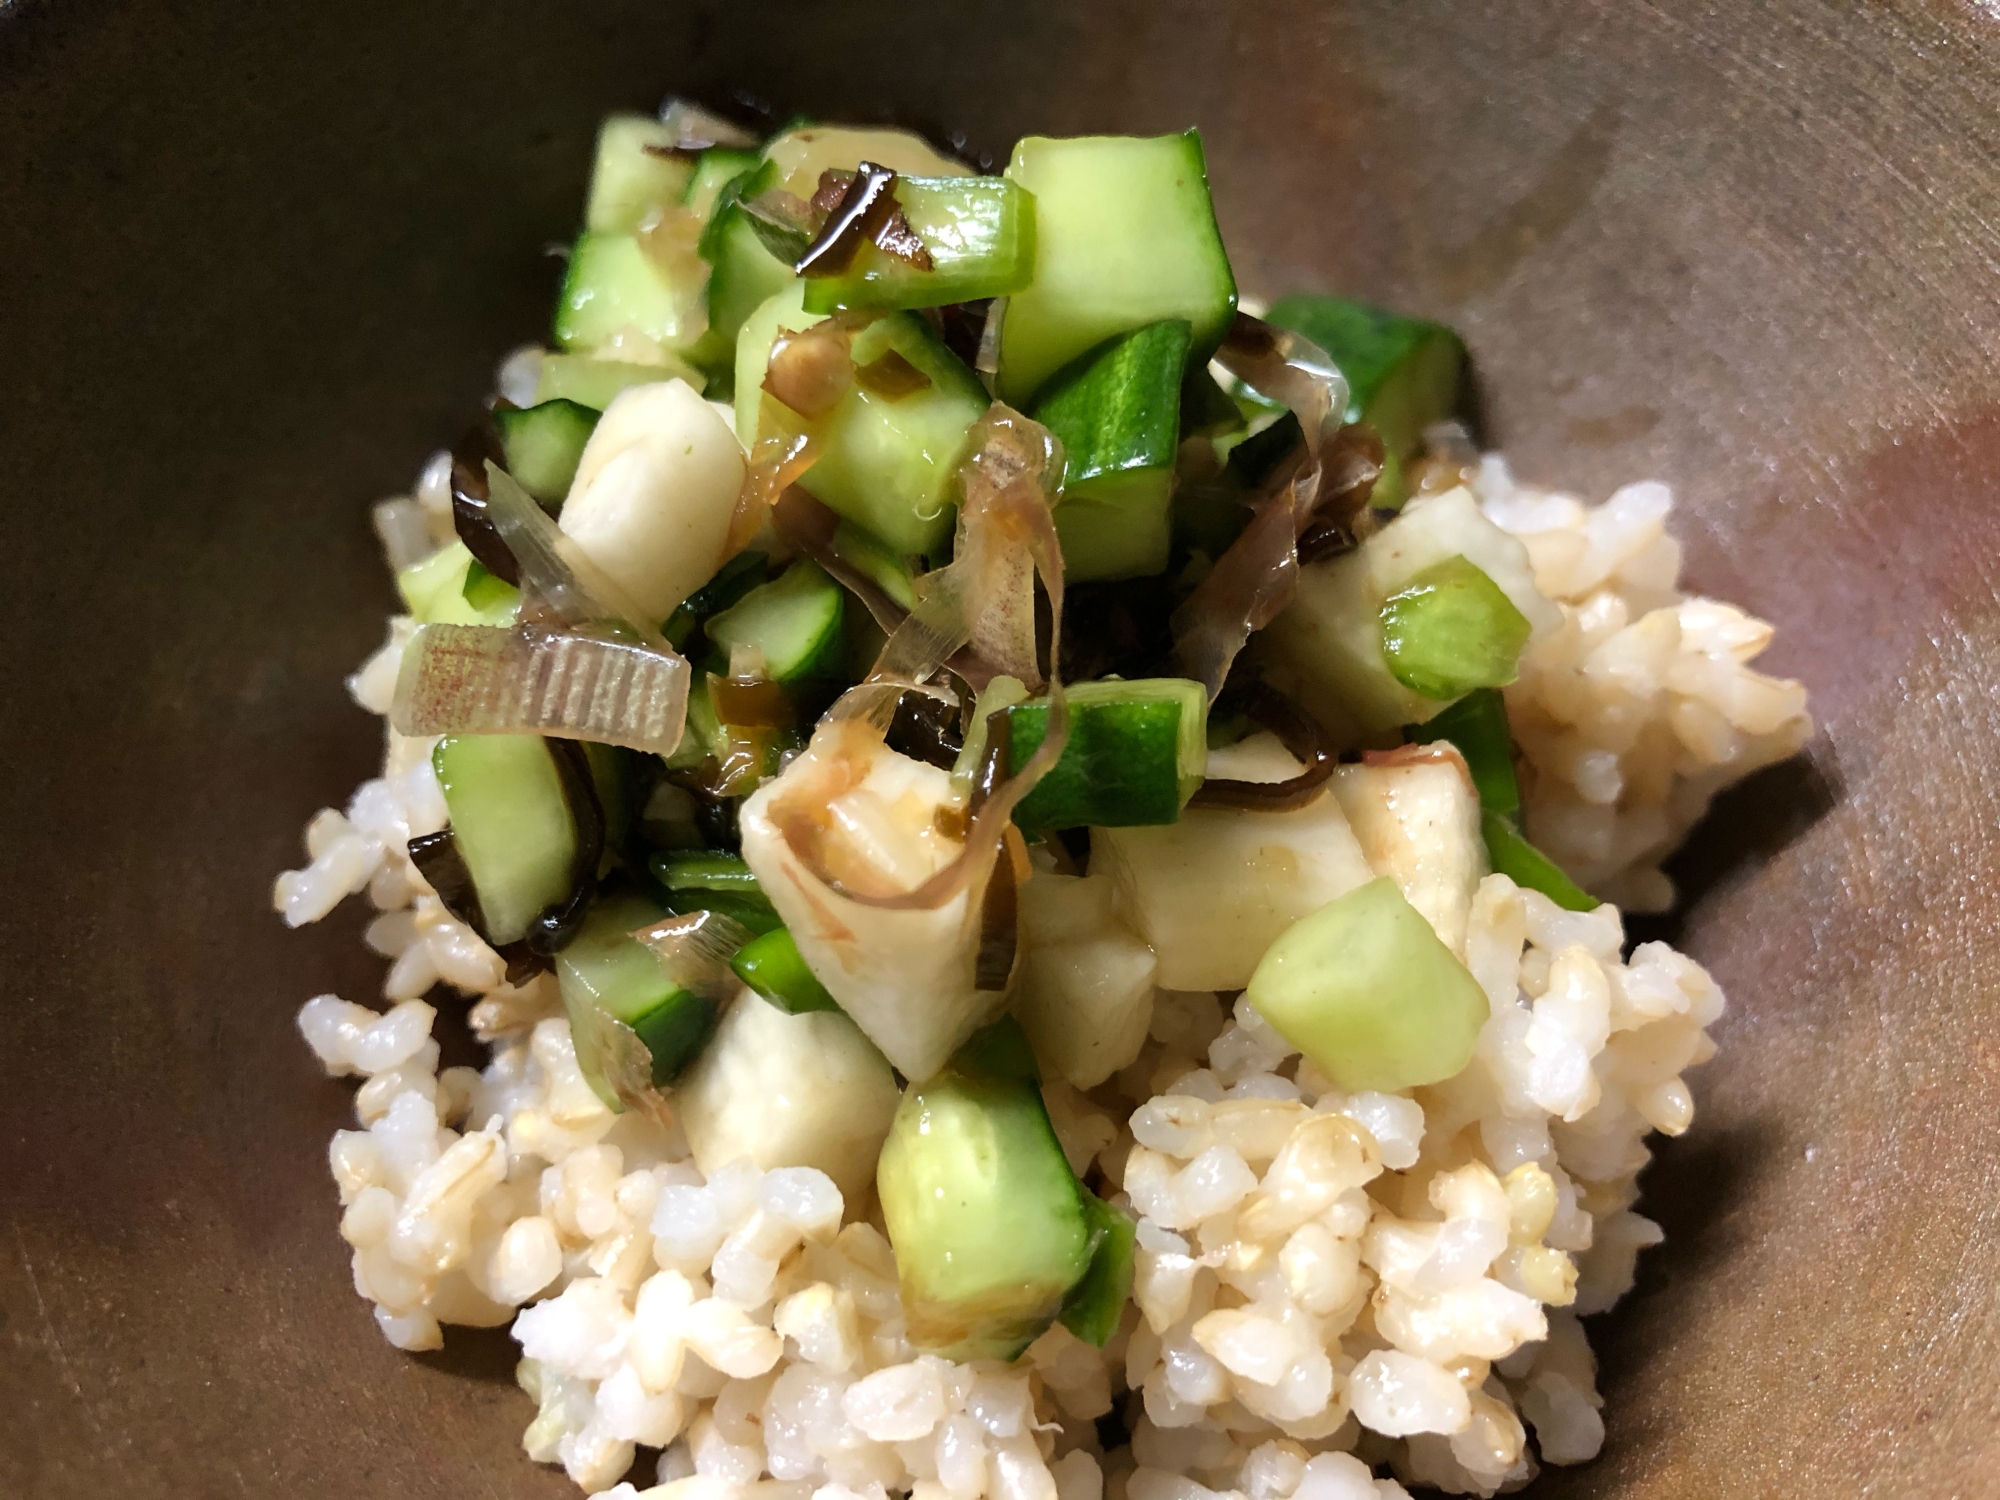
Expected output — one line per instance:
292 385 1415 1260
1245 877 1489 1093
1406 687 1519 815
651 851 763 894
730 926 840 1014
1379 555 1532 701
1480 812 1599 912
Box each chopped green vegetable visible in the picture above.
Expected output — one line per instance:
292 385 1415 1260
691 161 797 382
731 926 840 1014
535 353 700 410
1379 555 1533 701
703 558 846 682
396 541 475 620
1481 811 1599 912
651 851 762 894
433 735 584 948
1058 1191 1137 1348
1032 320 1190 581
998 131 1236 406
460 560 520 616
876 1024 1096 1362
1245 877 1489 1093
1405 687 1520 816
801 174 1036 313
829 520 919 611
555 232 703 356
1264 295 1465 508
495 399 600 506
682 147 760 219
558 890 720 1096
585 114 695 234
1002 678 1208 832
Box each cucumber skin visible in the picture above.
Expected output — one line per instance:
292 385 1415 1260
586 114 695 234
433 735 582 949
800 175 1036 314
496 399 600 505
1058 1192 1137 1348
557 891 720 1088
1004 679 1209 832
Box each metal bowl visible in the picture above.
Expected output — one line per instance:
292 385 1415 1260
4 2 1995 1494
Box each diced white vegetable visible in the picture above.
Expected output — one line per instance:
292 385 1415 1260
675 990 899 1206
1013 871 1157 1089
1331 747 1488 955
1094 793 1375 993
738 721 1007 1082
558 379 746 622
1261 486 1560 735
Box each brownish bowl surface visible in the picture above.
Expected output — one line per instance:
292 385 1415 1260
3 2 1998 1496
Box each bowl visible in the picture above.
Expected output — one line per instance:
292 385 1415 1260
4 2 1996 1495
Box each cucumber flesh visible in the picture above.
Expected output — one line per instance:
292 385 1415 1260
683 147 760 220
535 353 705 410
433 735 587 947
730 925 840 1014
664 550 772 649
459 560 521 620
735 283 989 558
496 399 600 506
801 175 1035 314
876 1034 1096 1362
1379 556 1532 701
1263 295 1466 509
554 232 703 356
1058 1191 1137 1348
1405 687 1519 816
586 114 696 234
1032 320 1191 581
703 558 846 682
1002 678 1209 832
397 540 475 620
762 125 970 200
998 132 1237 406
557 890 720 1093
688 162 797 383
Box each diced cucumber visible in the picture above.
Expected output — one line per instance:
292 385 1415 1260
801 175 1035 313
1032 320 1190 581
736 283 989 557
677 984 901 1205
1059 1191 1137 1348
877 1027 1096 1361
396 540 475 620
665 550 771 648
583 741 643 857
762 125 970 199
703 558 846 682
433 734 586 947
683 146 760 220
688 162 798 383
1264 295 1466 508
586 114 696 234
997 132 1236 406
1379 555 1532 700
651 850 762 894
557 890 719 1093
1244 876 1489 1093
1481 811 1598 912
460 560 521 619
535 352 705 410
730 925 840 1014
830 520 918 611
554 232 703 356
1406 688 1519 816
1002 678 1208 832
495 399 600 505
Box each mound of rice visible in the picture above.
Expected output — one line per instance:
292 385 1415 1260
277 422 1808 1499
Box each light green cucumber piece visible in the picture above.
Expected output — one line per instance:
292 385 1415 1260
534 353 703 410
801 175 1035 313
1032 319 1191 581
1379 555 1532 701
1245 877 1488 1093
651 850 762 895
1001 678 1208 832
554 232 703 355
433 735 581 947
683 146 760 219
997 131 1236 406
495 399 600 505
687 160 797 382
736 282 989 557
703 558 846 682
396 541 474 620
558 889 720 1096
829 520 919 611
586 114 696 234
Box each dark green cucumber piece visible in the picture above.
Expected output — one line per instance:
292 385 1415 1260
583 742 645 857
736 283 990 557
1059 1191 1137 1348
731 926 840 1014
534 354 697 411
557 890 720 1090
998 131 1237 406
1263 295 1466 508
683 147 760 219
691 161 797 383
586 114 696 234
1032 319 1191 581
429 735 595 948
876 1022 1095 1362
1405 687 1519 816
664 550 772 650
801 174 1035 314
1002 678 1209 833
554 233 702 355
830 521 919 611
1379 555 1532 701
703 558 846 682
496 399 600 506
1481 812 1597 913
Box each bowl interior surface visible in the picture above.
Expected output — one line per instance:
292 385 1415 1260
4 2 1999 1496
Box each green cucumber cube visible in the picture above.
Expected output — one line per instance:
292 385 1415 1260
557 891 721 1096
801 175 1036 314
1003 677 1208 832
586 114 696 234
495 398 600 505
554 232 703 355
